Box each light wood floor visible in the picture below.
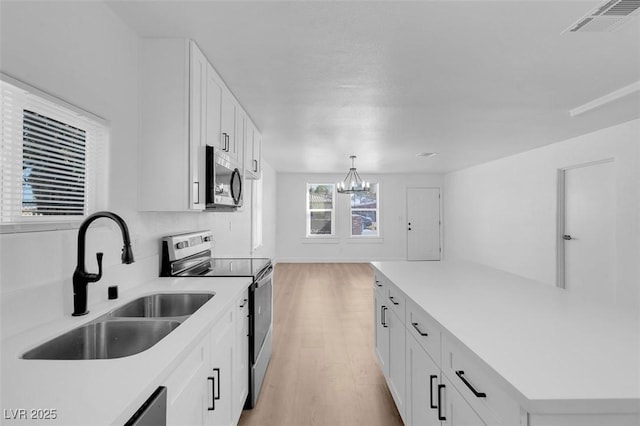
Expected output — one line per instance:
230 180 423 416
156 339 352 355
238 263 403 426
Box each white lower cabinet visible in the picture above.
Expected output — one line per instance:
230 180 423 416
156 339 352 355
165 334 211 425
373 274 406 422
374 272 516 426
232 290 249 423
208 306 235 425
374 288 389 375
164 291 249 426
406 334 441 426
387 307 406 419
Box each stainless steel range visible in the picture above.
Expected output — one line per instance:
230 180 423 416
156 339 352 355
160 230 273 409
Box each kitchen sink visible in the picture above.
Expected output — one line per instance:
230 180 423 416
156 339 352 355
22 319 180 360
21 292 214 360
109 293 214 318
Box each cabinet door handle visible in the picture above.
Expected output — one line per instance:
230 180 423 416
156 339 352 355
388 295 399 306
411 322 428 337
239 298 248 308
253 159 258 172
437 384 446 421
375 279 382 287
193 182 199 205
213 368 221 401
429 375 438 409
207 376 215 411
455 370 487 398
381 305 388 328
222 132 228 151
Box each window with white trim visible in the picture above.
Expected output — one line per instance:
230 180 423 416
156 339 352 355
306 183 335 236
351 183 379 237
1 76 106 232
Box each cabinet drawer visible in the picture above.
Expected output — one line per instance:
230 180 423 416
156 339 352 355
385 280 405 324
406 298 441 365
442 334 521 426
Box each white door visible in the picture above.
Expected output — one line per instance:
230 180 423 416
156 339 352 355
562 160 616 303
407 188 441 261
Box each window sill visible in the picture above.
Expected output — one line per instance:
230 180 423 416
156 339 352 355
301 236 340 244
0 220 83 234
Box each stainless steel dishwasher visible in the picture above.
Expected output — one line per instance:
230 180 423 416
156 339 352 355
125 386 167 426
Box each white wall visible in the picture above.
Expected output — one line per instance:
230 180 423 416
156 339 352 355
276 173 443 262
0 1 276 337
443 119 640 308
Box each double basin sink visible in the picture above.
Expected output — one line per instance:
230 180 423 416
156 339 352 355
22 293 214 360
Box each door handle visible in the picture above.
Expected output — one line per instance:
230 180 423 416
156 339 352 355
193 182 199 204
381 305 388 328
207 376 215 410
437 384 446 420
563 235 573 240
429 375 438 409
213 368 221 401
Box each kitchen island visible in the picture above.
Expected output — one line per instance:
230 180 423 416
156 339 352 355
1 276 251 425
371 260 639 425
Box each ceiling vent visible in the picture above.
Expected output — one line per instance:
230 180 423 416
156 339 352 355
564 0 640 33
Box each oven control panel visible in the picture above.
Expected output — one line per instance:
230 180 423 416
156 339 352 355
162 230 213 262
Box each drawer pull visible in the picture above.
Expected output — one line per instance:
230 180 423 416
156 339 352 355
381 305 388 328
388 295 399 305
239 298 248 308
437 384 446 421
429 375 438 409
375 280 382 287
411 322 428 336
455 370 487 398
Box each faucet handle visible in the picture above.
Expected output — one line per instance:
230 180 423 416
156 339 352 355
86 252 103 283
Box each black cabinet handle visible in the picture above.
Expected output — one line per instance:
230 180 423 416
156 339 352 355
411 322 428 336
213 368 221 401
207 376 215 411
388 295 399 306
253 159 258 173
437 384 446 420
381 305 388 328
375 279 382 287
455 370 486 398
429 375 438 409
239 298 248 308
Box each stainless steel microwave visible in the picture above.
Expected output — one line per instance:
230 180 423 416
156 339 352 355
206 146 243 209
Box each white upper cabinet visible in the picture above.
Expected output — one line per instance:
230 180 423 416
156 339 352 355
244 119 262 180
205 62 223 152
139 38 260 211
220 91 238 161
235 106 246 169
139 38 206 211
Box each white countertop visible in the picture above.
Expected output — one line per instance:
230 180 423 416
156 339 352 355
371 260 640 415
0 276 251 425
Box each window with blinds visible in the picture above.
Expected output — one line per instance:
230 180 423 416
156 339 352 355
1 75 106 232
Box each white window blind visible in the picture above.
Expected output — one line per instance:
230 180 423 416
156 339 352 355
1 76 106 231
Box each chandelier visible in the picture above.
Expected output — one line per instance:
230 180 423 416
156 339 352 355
336 155 370 194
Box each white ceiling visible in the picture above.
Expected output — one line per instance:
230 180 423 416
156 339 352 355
107 0 640 174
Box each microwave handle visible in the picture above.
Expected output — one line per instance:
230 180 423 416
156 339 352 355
230 168 242 205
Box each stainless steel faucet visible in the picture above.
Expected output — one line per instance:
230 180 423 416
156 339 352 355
72 211 134 316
